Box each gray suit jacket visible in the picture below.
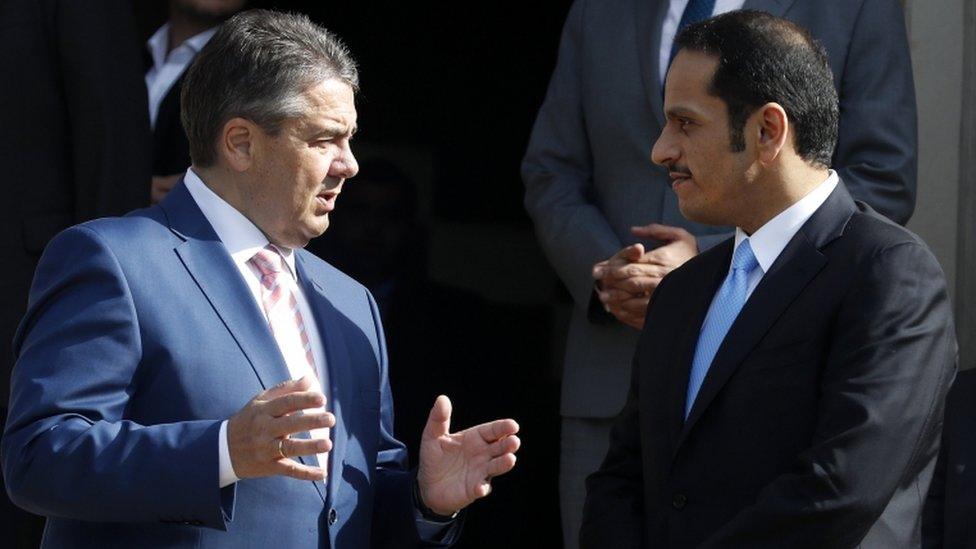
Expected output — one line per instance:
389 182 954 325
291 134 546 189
522 0 917 418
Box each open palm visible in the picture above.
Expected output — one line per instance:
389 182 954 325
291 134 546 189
417 395 521 516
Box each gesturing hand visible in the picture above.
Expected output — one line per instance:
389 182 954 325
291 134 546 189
417 396 521 516
227 376 335 481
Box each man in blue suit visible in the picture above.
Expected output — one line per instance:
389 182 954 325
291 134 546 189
1 10 520 548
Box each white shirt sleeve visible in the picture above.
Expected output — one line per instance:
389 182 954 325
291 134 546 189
218 420 241 488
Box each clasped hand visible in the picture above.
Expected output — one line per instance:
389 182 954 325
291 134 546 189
592 223 698 330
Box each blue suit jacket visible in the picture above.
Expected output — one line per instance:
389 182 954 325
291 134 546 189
2 183 459 548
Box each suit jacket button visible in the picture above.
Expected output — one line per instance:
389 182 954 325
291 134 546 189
672 493 687 509
328 508 338 525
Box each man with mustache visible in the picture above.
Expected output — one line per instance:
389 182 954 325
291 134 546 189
2 10 520 548
521 1 917 545
581 11 952 548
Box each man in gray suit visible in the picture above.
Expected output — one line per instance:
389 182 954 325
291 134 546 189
521 1 917 546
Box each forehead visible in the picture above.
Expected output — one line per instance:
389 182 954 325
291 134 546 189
296 78 357 130
663 50 723 116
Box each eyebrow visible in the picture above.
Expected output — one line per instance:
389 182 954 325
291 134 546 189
664 106 703 120
310 124 357 139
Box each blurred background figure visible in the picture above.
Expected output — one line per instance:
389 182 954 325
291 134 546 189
145 0 246 204
307 158 558 548
0 0 152 546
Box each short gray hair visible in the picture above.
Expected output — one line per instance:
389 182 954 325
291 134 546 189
181 9 359 167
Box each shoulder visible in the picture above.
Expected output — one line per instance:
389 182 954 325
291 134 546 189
840 204 937 266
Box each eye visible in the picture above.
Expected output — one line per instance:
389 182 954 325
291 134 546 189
678 118 693 130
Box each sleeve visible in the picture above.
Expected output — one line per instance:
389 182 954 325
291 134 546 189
1 225 234 529
921 431 947 549
579 275 676 548
364 289 463 548
831 0 918 225
521 0 626 312
700 242 956 548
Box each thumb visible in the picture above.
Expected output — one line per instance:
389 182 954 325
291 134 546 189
423 395 452 439
631 223 684 242
619 243 645 261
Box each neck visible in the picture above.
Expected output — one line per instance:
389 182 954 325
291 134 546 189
737 164 830 235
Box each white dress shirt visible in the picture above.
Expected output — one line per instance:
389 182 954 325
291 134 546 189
659 0 747 85
183 169 330 488
727 170 839 300
145 24 217 129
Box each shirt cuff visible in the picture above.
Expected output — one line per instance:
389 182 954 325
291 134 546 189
218 420 241 488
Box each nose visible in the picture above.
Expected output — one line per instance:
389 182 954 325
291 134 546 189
651 126 678 168
332 142 359 179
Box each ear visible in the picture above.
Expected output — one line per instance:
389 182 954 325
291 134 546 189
753 102 789 165
219 117 256 172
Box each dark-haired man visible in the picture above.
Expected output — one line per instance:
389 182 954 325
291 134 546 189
2 10 519 548
521 1 917 543
581 11 953 548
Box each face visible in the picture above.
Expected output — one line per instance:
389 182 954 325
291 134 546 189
243 79 359 248
651 50 753 227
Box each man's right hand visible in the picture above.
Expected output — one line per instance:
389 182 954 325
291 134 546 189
227 376 334 481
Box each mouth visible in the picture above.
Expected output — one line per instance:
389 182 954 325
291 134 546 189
315 189 340 212
669 173 692 190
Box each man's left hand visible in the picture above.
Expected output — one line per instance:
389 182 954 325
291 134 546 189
417 395 520 516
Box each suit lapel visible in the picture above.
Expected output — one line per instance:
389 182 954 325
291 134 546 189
161 183 292 392
635 0 670 128
667 242 733 456
296 253 353 507
674 182 857 451
742 0 799 17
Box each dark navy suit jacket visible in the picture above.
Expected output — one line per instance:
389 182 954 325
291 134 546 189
2 183 459 548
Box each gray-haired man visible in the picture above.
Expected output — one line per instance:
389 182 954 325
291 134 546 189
2 10 520 548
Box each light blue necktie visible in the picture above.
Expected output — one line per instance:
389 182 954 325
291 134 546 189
685 239 759 418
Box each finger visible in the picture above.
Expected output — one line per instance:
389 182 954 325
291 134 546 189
618 295 651 315
258 375 315 402
486 453 518 478
279 436 332 459
271 411 335 437
630 223 687 241
616 276 663 295
274 458 327 481
606 262 662 280
488 435 521 457
476 418 520 443
264 390 326 417
423 395 452 439
613 243 645 261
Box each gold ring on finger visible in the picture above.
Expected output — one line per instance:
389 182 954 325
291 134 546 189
277 438 287 460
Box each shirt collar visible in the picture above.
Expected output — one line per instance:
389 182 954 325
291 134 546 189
182 168 298 281
733 170 839 274
146 23 218 68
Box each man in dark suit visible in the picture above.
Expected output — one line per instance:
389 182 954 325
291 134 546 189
581 11 954 548
146 0 246 204
3 11 520 548
0 1 152 545
923 368 976 548
522 1 917 543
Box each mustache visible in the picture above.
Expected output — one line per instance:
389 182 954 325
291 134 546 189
666 164 692 177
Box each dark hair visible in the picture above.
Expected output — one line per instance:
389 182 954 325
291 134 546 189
181 10 358 167
674 10 839 167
